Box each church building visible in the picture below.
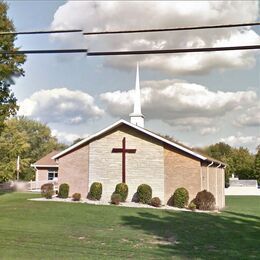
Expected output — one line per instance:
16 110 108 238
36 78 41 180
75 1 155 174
36 65 226 209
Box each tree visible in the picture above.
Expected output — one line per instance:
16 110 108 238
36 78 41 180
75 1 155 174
72 137 84 145
0 2 26 134
231 147 254 180
199 142 255 186
14 117 67 162
254 145 260 184
0 117 67 182
0 119 30 182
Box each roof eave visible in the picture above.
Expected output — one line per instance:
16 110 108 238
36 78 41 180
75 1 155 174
53 119 210 161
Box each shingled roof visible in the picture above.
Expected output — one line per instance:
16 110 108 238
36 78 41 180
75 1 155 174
32 151 60 168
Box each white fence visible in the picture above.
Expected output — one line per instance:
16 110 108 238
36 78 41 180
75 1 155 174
0 180 58 192
28 180 58 192
225 187 260 196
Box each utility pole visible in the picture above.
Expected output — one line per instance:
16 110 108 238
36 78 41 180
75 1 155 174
16 155 20 181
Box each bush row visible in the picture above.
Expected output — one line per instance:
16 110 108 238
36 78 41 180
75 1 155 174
169 188 216 210
41 181 216 210
41 183 81 202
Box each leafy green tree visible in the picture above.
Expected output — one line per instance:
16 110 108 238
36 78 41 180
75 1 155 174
231 147 254 180
200 142 255 186
0 119 30 182
0 2 26 134
13 117 67 180
14 117 67 161
72 137 84 145
254 145 260 184
0 117 67 182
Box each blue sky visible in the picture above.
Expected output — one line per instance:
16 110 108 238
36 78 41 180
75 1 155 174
6 1 260 152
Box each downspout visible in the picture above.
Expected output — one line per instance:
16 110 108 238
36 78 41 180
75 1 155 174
216 163 221 209
207 161 213 191
200 165 203 190
222 165 226 208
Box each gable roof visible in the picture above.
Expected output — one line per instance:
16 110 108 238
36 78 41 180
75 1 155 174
32 151 60 168
52 119 225 166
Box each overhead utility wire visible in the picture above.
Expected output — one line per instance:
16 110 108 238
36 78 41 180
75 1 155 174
83 22 260 35
0 29 82 36
86 45 260 56
0 49 88 54
1 45 260 55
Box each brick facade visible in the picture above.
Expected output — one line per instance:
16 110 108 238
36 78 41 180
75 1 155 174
58 145 89 198
36 168 48 182
164 146 201 204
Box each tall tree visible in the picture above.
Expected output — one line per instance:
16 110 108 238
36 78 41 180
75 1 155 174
0 2 26 133
0 119 30 182
200 142 255 186
0 117 67 182
254 145 260 184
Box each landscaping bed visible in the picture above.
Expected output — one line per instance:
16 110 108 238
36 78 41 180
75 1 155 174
29 196 218 213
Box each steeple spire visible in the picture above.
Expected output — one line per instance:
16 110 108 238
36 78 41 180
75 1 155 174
130 63 144 127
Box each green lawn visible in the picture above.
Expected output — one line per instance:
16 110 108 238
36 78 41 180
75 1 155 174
0 193 259 259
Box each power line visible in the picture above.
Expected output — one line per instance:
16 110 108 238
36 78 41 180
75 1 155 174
87 45 260 56
0 49 88 54
0 29 82 36
83 22 260 35
1 45 259 56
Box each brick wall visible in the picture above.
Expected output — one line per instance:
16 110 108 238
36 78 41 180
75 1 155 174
89 125 165 202
37 169 48 182
164 146 201 204
58 145 89 198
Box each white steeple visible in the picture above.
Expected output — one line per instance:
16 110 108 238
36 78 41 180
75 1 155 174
130 63 144 127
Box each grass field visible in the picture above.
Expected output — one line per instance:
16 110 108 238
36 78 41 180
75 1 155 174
0 192 259 259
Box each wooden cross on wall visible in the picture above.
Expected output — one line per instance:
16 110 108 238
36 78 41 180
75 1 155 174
112 137 136 183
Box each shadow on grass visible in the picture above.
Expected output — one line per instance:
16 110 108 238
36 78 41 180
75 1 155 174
0 190 13 196
121 209 260 259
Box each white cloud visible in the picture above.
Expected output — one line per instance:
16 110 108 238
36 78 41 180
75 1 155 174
235 103 260 127
200 127 219 135
51 1 260 74
220 134 260 151
51 129 88 144
100 79 257 127
18 88 104 124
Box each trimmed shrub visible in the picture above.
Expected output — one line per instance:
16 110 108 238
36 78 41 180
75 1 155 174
72 193 81 201
41 183 54 199
88 182 102 200
111 193 121 205
137 184 152 204
58 183 69 198
173 187 189 208
194 190 216 210
115 183 128 202
150 197 161 207
188 201 196 211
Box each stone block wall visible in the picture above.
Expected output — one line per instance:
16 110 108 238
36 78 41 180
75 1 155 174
88 125 165 202
201 165 225 209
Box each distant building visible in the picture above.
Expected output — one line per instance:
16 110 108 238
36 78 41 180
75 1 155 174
31 151 59 183
225 174 260 196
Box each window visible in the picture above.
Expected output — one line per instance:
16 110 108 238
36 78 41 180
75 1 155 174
48 169 58 180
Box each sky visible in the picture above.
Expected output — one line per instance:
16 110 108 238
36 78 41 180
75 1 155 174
6 1 260 152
